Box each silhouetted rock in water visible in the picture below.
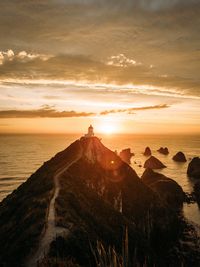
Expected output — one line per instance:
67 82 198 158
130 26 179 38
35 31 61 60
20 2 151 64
172 152 187 162
144 156 166 169
119 148 134 164
157 147 169 155
194 182 200 206
143 146 151 156
0 136 199 266
187 157 200 179
141 169 185 209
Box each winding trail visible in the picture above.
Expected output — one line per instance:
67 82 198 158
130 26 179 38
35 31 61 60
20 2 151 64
27 153 82 267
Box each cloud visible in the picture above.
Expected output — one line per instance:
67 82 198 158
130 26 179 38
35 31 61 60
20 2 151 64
0 104 170 118
0 50 51 65
0 105 95 118
100 104 170 115
107 54 141 68
0 52 199 99
0 1 199 100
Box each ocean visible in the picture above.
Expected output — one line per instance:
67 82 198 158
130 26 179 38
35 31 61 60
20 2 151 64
0 133 200 226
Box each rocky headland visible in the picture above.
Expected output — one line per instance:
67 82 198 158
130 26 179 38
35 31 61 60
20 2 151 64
0 137 199 267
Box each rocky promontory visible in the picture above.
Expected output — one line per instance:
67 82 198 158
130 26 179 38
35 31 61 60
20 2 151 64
0 137 199 267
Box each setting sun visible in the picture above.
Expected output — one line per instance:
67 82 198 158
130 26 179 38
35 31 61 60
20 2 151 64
97 119 119 134
100 124 115 134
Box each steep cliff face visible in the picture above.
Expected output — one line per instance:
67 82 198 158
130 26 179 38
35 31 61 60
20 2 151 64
0 137 199 267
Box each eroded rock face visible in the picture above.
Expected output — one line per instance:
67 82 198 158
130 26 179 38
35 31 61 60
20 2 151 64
144 156 166 169
143 147 151 156
187 157 200 179
119 148 134 164
157 147 169 155
141 168 185 209
172 152 187 162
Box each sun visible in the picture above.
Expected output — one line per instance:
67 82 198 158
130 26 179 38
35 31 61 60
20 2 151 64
101 123 116 134
97 119 119 135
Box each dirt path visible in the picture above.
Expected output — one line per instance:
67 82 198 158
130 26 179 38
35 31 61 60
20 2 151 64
27 154 82 267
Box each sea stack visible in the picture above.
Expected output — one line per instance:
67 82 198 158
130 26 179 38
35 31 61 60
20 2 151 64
143 147 151 156
172 152 187 162
119 148 134 164
144 155 166 169
157 147 169 155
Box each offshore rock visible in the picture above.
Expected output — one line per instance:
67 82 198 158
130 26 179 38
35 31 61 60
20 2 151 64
172 152 187 162
143 147 152 157
144 156 166 169
157 147 169 155
119 148 134 164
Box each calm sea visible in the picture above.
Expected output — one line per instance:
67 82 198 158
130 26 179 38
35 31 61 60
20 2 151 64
0 134 200 225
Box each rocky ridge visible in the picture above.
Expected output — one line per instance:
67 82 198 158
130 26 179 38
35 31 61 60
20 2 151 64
0 137 199 267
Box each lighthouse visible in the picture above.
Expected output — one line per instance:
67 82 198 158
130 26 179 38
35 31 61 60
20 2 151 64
85 125 94 137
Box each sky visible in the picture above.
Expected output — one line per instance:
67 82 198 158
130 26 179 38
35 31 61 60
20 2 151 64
0 0 200 134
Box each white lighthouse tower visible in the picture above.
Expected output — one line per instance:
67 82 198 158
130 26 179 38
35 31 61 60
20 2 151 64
85 125 94 137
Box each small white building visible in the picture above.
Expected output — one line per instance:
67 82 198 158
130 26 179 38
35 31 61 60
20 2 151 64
85 125 94 137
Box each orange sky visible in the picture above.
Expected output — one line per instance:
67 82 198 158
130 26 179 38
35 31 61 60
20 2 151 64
0 1 199 134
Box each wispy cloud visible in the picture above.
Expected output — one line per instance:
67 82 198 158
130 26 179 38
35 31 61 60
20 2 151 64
0 105 95 118
107 54 141 68
100 104 170 115
0 50 51 65
0 104 171 118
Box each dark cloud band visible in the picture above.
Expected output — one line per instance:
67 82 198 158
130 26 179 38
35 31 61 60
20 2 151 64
100 104 170 115
0 104 170 118
0 106 95 118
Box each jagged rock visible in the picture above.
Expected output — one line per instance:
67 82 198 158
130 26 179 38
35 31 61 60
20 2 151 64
143 146 151 156
157 147 169 155
141 168 185 209
144 156 166 169
187 157 200 179
172 152 187 162
119 148 134 164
